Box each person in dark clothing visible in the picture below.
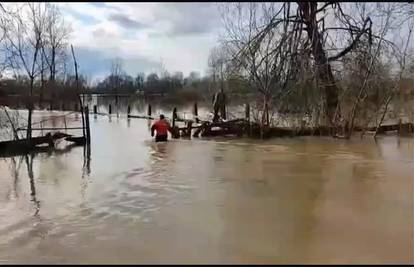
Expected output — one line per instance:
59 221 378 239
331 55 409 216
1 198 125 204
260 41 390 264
151 114 171 142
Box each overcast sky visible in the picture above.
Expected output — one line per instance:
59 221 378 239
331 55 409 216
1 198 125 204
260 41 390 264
55 2 224 82
2 2 411 82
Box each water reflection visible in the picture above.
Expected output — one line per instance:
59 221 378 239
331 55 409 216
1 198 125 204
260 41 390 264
10 156 23 199
25 153 40 216
82 144 91 177
2 141 92 219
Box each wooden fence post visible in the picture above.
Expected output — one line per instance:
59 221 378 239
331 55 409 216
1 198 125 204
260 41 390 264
85 106 91 144
93 105 97 114
194 102 199 123
186 120 193 138
245 103 251 136
116 94 119 118
147 104 152 117
398 119 402 135
172 107 177 128
71 45 86 141
64 115 67 133
109 104 112 114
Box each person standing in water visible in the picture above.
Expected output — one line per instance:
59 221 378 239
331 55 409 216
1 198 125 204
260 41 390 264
151 114 171 142
212 91 226 122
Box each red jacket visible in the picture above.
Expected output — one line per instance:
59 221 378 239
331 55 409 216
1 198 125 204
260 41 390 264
151 119 170 136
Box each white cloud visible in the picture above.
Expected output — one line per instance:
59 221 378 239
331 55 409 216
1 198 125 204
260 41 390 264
51 2 223 78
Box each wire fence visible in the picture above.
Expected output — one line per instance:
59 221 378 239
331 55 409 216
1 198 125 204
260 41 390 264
0 108 84 142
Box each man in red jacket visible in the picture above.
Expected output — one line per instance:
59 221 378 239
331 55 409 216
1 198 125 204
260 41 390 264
151 114 171 142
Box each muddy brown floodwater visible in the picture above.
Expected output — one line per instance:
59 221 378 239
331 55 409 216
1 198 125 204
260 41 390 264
0 112 413 264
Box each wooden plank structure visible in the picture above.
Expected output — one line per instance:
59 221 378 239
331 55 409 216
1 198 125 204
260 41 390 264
0 132 74 155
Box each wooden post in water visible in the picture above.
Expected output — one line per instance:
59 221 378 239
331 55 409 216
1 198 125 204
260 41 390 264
49 101 52 111
147 104 152 117
26 101 33 142
398 119 402 135
245 103 251 136
222 92 227 120
79 96 86 139
64 115 67 133
109 104 112 114
193 102 199 123
85 106 91 144
116 94 119 118
127 105 131 116
172 107 177 128
186 120 193 138
71 45 86 140
93 105 97 114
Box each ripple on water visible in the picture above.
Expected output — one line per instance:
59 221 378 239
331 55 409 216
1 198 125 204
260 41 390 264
326 152 365 161
1 126 412 263
75 165 195 225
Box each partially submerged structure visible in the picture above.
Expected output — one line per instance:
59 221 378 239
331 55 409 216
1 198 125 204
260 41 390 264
0 97 90 157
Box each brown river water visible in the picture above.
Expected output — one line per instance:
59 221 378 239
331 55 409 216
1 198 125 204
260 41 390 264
0 111 413 264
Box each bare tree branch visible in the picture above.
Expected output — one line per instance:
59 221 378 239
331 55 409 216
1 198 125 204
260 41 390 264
328 17 372 62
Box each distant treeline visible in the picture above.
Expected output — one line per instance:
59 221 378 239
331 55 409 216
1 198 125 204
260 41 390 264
0 69 255 105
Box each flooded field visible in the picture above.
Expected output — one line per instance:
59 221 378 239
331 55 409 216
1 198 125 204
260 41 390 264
0 112 413 264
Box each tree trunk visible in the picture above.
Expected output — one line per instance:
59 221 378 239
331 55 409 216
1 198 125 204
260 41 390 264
27 78 34 142
298 2 340 129
50 47 56 82
27 108 32 140
261 93 270 127
40 55 45 109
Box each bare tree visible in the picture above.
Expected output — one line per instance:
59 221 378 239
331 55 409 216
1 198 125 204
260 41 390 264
110 58 124 117
334 3 414 138
110 58 123 90
345 4 393 138
43 4 70 82
373 16 414 137
208 45 232 121
40 3 71 105
221 3 303 127
0 4 6 75
3 3 46 140
208 45 228 94
221 2 378 132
